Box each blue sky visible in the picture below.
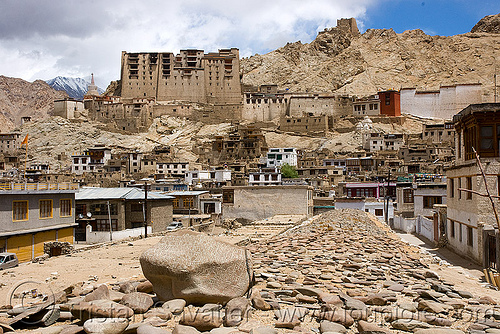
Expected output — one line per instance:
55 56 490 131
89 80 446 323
0 0 498 88
364 0 500 36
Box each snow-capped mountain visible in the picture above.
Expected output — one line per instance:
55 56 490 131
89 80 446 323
46 76 104 100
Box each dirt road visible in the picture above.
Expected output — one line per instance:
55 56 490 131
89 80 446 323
0 215 303 307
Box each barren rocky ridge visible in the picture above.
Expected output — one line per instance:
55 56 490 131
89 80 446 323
0 76 66 133
241 14 500 100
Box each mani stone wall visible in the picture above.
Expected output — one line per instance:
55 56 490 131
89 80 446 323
222 185 313 222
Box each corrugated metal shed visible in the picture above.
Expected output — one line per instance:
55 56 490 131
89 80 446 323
76 187 174 200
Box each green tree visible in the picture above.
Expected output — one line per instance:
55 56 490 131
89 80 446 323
281 163 298 178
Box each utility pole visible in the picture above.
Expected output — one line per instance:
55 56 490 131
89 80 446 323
107 201 113 241
385 170 391 224
144 181 148 238
495 72 497 103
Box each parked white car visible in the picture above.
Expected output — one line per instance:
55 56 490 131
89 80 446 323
0 252 19 270
167 222 183 231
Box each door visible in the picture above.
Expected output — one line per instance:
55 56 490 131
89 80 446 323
7 234 32 263
57 227 74 244
34 230 56 258
204 203 215 214
488 234 497 269
433 213 439 242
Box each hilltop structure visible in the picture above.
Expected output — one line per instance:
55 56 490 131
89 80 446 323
85 73 100 97
120 49 241 104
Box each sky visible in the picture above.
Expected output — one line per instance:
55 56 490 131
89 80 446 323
0 0 498 89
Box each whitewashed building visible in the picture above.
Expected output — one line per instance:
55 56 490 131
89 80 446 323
266 148 298 168
157 162 189 177
249 167 282 186
185 170 231 186
400 84 482 119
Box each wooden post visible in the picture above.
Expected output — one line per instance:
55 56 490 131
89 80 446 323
144 181 148 238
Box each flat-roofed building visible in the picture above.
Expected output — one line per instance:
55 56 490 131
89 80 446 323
445 103 500 265
0 182 78 262
120 49 241 105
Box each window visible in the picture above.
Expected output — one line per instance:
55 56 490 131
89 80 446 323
458 178 462 199
480 126 494 150
223 189 234 204
498 175 500 197
90 203 117 216
449 178 454 198
131 203 143 212
375 209 383 216
450 220 455 238
457 132 462 159
13 201 28 221
183 197 194 208
39 199 53 219
403 189 414 203
60 199 72 217
96 219 118 231
173 198 179 208
466 176 472 200
467 226 473 247
423 196 442 209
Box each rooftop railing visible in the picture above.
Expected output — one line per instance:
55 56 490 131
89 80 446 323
0 183 79 191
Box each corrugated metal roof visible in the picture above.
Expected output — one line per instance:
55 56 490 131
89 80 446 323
76 187 174 200
166 191 208 196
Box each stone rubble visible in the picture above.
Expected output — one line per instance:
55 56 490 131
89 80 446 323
1 209 499 333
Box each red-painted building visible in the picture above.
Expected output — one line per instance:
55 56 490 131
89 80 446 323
379 90 401 117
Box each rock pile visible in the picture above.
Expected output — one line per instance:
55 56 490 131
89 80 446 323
1 209 499 333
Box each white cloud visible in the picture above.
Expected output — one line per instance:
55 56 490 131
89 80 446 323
0 0 375 88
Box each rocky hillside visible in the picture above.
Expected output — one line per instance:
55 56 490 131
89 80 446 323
0 76 67 132
241 14 500 100
472 13 500 33
19 113 427 171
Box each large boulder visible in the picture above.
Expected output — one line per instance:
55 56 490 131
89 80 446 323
140 230 253 305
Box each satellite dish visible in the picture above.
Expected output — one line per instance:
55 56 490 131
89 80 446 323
86 212 92 218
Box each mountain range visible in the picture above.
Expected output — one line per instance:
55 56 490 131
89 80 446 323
46 76 104 100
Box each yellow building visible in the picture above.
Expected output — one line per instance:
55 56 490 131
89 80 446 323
0 182 78 262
